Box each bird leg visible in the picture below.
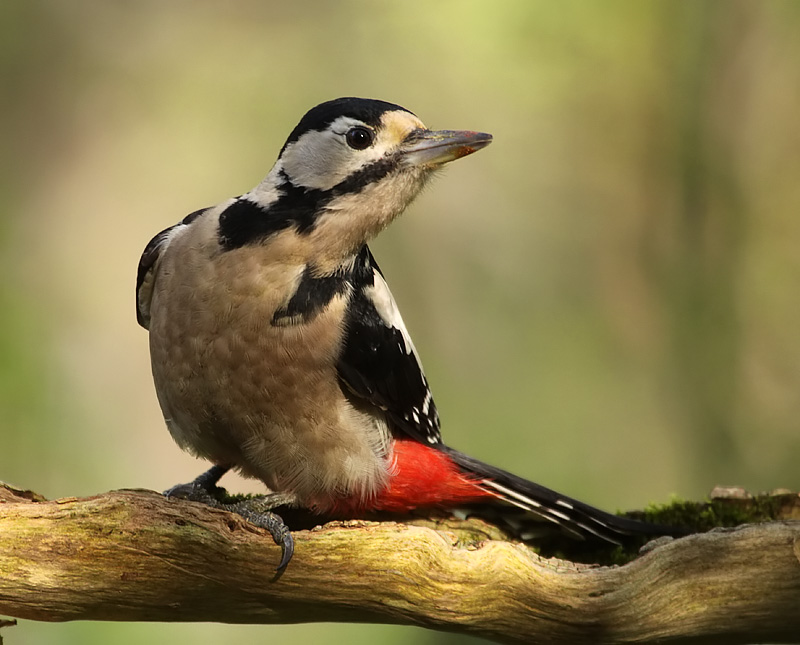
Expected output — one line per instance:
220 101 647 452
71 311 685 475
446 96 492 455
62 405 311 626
164 464 230 498
164 465 295 571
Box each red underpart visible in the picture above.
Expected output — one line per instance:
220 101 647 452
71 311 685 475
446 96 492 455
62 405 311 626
331 438 496 515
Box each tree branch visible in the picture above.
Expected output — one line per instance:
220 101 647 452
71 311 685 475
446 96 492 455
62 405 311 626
1 483 800 644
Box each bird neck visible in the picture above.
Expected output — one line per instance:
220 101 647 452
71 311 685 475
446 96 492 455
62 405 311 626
245 161 429 273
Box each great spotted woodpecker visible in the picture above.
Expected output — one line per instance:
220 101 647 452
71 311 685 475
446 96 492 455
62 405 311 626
137 97 677 570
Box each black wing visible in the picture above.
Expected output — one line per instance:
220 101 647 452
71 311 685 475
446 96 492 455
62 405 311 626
337 245 442 445
136 207 207 328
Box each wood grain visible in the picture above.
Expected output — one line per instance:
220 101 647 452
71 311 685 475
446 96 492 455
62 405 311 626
1 484 800 644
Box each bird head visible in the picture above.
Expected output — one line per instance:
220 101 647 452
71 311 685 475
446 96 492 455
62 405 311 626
242 98 492 264
277 97 491 191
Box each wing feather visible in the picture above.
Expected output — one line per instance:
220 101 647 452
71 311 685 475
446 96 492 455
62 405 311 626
136 208 207 328
337 246 441 445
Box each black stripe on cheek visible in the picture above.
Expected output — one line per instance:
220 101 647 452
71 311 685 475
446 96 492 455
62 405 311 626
217 158 399 251
218 179 328 250
218 199 280 250
270 175 326 234
270 157 399 232
272 268 350 325
332 157 397 195
218 196 320 250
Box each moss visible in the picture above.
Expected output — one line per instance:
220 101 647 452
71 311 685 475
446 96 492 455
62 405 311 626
630 494 790 532
528 493 797 566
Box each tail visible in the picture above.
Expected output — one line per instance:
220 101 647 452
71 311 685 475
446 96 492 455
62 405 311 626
440 445 683 546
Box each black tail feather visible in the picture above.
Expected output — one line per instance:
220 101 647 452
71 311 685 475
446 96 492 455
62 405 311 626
440 445 685 546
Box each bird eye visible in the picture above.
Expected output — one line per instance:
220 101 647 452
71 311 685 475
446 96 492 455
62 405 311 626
345 126 374 150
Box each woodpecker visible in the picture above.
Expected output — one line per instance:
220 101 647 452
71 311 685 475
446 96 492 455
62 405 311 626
137 97 677 570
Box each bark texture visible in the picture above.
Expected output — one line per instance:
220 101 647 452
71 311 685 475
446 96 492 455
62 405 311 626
1 483 800 644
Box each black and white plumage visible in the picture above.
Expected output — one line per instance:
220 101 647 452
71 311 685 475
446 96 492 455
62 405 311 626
335 245 441 446
138 98 680 564
137 98 475 508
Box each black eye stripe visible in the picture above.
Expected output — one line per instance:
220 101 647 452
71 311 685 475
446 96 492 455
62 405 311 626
345 126 375 150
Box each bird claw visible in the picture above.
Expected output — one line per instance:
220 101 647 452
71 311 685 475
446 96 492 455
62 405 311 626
164 466 295 571
233 504 295 571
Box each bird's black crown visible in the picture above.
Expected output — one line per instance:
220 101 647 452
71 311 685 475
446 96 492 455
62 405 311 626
280 97 413 154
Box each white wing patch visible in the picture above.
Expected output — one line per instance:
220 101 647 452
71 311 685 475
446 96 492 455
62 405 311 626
337 246 441 445
364 271 418 357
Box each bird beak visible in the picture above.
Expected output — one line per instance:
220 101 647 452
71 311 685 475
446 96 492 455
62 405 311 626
400 129 493 168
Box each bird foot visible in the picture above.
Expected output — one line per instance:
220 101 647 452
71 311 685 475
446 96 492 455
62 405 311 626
164 465 295 571
225 496 296 571
164 464 230 500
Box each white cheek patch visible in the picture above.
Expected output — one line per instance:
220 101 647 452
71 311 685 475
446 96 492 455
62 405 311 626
280 130 349 191
281 116 396 191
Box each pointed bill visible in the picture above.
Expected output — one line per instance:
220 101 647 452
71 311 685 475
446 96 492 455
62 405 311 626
400 129 493 167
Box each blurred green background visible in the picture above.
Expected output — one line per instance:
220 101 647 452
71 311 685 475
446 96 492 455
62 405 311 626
2 1 799 643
